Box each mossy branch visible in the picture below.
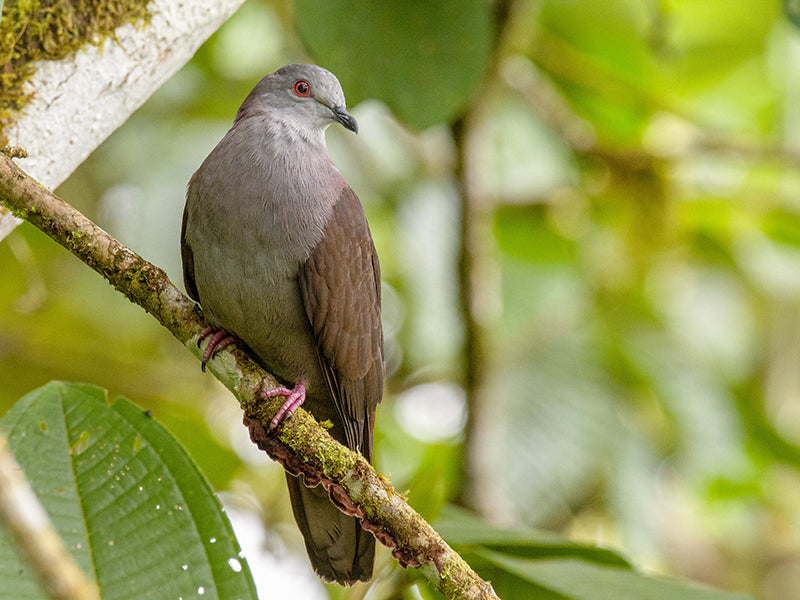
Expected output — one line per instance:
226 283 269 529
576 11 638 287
0 0 150 136
0 154 500 600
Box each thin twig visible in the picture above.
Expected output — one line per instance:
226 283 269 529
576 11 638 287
0 432 100 600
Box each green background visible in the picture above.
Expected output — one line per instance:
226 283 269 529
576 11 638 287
2 0 800 598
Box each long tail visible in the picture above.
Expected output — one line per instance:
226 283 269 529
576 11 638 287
285 472 375 584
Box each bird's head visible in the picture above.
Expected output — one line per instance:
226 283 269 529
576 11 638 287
240 64 358 135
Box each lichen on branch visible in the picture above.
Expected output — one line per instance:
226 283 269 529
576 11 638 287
0 0 151 140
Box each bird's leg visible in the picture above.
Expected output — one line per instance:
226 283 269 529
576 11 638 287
263 381 307 430
197 326 236 372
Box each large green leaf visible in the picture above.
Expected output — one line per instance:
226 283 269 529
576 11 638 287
482 551 752 600
436 506 753 600
436 505 628 567
0 382 257 600
294 0 492 128
481 550 750 600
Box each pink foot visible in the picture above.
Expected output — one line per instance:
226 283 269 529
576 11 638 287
264 381 306 430
198 327 235 372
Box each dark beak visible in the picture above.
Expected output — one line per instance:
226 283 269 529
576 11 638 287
331 106 358 134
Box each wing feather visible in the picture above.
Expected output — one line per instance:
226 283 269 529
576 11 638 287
298 187 383 460
180 200 200 303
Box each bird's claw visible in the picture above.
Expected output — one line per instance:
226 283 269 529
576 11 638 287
264 381 307 429
198 326 235 372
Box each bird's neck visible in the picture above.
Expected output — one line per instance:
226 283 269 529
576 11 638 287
235 106 328 152
268 116 326 149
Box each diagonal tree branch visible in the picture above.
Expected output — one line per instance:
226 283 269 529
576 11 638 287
0 154 499 600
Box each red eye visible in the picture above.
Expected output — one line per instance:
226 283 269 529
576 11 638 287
293 80 311 97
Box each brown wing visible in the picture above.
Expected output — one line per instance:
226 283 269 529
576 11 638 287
180 201 200 303
298 187 384 461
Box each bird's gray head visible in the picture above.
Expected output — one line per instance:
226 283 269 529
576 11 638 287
237 64 358 135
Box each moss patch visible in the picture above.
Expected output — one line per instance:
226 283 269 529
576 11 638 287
0 0 151 142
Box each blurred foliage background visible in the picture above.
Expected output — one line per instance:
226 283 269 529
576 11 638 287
3 0 800 597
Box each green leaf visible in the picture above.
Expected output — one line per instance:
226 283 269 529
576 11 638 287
481 551 752 600
536 0 656 143
404 443 459 522
0 381 257 600
294 0 493 128
761 209 800 248
494 205 576 265
788 0 800 28
436 505 629 567
436 506 752 600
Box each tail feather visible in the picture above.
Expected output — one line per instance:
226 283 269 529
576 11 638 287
286 472 375 584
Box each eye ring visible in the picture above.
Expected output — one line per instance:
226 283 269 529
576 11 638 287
293 80 311 97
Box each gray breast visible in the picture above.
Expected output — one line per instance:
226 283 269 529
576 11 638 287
183 119 344 389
